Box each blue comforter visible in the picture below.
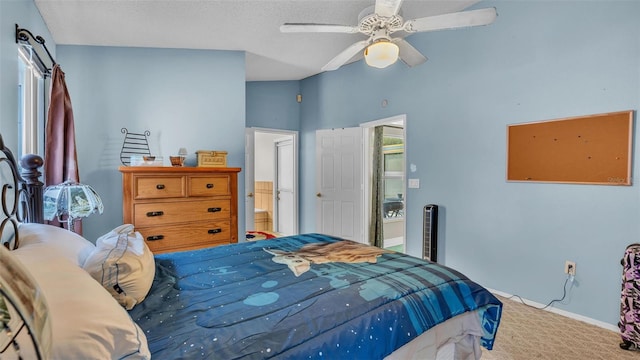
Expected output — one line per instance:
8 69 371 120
129 234 501 359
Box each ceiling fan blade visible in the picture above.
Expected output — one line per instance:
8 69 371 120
405 7 497 33
375 0 404 18
393 38 427 67
322 40 370 71
280 23 359 34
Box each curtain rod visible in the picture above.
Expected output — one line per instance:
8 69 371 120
15 24 57 76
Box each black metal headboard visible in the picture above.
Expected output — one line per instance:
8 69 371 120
0 133 50 359
0 134 44 250
16 154 44 225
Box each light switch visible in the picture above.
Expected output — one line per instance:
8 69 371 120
408 179 420 188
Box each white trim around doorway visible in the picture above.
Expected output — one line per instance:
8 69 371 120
360 114 407 251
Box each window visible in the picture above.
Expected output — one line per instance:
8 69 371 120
17 46 46 162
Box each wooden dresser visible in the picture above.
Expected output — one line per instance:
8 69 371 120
119 166 241 254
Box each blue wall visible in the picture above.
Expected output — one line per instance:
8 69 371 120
246 81 300 130
297 0 640 327
57 45 246 242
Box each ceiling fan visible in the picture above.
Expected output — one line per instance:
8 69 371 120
280 0 497 71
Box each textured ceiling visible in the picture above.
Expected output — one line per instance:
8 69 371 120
35 0 479 81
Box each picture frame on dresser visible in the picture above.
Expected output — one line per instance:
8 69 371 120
119 166 241 253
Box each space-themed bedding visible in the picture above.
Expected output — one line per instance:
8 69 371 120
129 233 502 359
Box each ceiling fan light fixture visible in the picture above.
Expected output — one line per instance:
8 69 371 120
364 41 399 69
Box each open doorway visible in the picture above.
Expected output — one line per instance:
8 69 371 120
362 115 406 253
245 128 298 238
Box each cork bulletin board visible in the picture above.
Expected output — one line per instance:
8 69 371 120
507 110 634 185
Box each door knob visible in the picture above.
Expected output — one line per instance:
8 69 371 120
247 192 254 198
316 193 321 197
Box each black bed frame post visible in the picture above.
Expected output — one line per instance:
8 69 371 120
20 154 44 224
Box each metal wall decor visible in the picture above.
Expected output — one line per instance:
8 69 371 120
120 128 151 166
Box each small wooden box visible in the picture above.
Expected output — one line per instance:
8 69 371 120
196 150 228 167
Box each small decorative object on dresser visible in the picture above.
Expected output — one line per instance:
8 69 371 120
169 148 188 167
196 150 227 167
169 156 184 167
119 166 241 253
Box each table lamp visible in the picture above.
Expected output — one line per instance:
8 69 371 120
43 181 104 233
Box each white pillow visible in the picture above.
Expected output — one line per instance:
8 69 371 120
12 246 151 359
83 224 155 310
17 223 96 266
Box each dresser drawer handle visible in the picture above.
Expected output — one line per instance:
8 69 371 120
206 183 214 189
208 228 222 234
156 184 165 190
146 211 164 217
208 207 222 213
147 235 165 241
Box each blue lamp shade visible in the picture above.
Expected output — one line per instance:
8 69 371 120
43 181 104 232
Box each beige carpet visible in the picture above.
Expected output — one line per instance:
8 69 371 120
481 295 639 360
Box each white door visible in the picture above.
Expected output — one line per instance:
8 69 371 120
315 128 363 243
275 138 295 235
244 129 255 230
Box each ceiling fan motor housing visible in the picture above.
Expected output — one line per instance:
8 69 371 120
359 13 404 35
369 28 394 44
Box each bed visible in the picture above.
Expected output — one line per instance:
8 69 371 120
0 133 501 359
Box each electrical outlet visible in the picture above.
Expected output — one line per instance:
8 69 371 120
564 260 576 276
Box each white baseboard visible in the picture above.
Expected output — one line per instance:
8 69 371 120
487 288 619 333
383 236 403 247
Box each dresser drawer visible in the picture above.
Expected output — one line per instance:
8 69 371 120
189 175 230 196
138 221 231 253
135 176 185 199
133 199 231 226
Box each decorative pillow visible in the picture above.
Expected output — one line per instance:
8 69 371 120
17 223 96 266
83 224 155 310
12 246 151 359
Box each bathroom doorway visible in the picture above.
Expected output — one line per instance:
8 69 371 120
245 128 298 236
